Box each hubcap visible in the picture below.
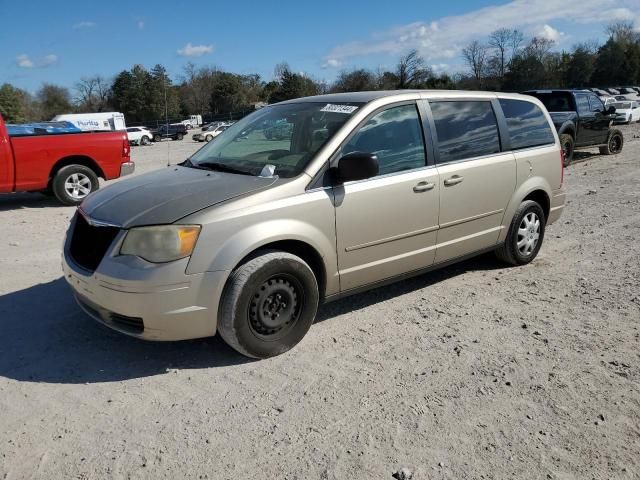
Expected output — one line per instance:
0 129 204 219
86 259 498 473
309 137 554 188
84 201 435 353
249 276 301 337
64 173 92 199
610 135 621 153
517 212 540 256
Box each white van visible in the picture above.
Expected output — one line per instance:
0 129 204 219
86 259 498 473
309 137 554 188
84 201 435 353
52 112 126 132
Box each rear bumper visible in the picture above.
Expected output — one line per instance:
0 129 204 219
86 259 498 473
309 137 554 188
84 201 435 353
120 162 135 177
548 188 566 225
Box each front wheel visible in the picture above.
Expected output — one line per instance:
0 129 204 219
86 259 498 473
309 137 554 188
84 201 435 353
140 135 150 146
218 250 320 359
51 165 99 206
495 200 545 266
175 133 184 141
205 134 213 142
153 134 162 142
599 129 623 155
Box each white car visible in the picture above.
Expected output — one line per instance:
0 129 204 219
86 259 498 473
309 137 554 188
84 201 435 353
612 101 637 124
126 127 154 145
192 123 231 142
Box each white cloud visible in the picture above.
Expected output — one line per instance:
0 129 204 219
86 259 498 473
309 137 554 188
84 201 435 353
73 21 96 29
177 42 213 57
137 20 145 30
323 0 640 65
322 58 342 69
536 24 566 42
16 54 33 68
16 53 58 68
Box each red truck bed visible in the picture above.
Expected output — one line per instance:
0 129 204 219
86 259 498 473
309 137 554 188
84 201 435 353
0 114 133 204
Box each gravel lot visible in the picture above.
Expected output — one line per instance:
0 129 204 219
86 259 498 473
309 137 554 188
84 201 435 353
1 126 639 479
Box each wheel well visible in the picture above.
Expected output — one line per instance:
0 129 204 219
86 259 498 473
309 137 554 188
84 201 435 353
523 190 550 222
237 240 327 299
559 127 575 140
50 156 105 183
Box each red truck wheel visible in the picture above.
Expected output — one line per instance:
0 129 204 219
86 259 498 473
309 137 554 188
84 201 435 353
52 165 99 206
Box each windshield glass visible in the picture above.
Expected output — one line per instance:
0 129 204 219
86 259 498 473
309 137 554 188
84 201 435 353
189 102 362 178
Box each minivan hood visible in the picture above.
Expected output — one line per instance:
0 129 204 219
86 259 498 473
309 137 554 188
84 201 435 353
80 166 277 228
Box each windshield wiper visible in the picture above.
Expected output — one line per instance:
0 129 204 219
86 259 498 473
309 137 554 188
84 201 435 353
196 161 254 176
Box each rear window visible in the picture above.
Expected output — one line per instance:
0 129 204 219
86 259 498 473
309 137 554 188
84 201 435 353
499 99 555 150
528 92 573 112
430 101 500 164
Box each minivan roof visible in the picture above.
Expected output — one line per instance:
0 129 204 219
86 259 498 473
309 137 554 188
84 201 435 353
277 89 523 105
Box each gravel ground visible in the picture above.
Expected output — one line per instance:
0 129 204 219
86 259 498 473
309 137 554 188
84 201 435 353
1 126 639 479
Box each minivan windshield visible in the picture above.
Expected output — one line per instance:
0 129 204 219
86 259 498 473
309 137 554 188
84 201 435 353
188 102 362 178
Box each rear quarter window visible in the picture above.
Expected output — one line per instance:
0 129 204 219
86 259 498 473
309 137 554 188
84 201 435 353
430 101 501 164
499 99 555 150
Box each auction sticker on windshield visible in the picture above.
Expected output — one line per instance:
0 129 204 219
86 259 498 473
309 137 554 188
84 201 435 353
320 104 359 114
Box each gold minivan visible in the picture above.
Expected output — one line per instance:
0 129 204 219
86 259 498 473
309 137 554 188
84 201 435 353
63 90 566 358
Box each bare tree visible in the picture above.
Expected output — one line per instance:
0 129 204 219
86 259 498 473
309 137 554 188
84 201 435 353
462 41 488 86
396 50 433 88
74 76 110 112
510 29 525 61
525 37 555 63
606 21 640 44
488 28 512 78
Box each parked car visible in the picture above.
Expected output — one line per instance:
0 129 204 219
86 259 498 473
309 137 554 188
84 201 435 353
605 88 620 95
611 101 639 124
126 126 154 146
614 87 640 100
0 113 133 205
524 89 623 165
192 123 230 142
63 90 565 358
150 124 187 142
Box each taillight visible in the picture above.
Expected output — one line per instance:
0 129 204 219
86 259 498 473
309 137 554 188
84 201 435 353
122 134 130 157
559 148 564 187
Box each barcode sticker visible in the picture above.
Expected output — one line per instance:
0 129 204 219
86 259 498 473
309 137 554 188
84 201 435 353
320 104 359 114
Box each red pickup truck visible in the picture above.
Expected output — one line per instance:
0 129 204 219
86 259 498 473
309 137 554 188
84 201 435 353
0 114 134 205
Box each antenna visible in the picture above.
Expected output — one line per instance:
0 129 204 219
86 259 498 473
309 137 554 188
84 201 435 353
164 74 170 167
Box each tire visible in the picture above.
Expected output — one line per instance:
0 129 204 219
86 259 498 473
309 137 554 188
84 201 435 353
495 200 546 266
51 165 99 206
153 134 162 142
218 250 320 359
205 134 213 142
599 129 623 155
560 134 574 166
140 135 150 146
175 133 184 141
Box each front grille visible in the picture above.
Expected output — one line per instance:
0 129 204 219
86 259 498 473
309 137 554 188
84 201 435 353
69 213 120 272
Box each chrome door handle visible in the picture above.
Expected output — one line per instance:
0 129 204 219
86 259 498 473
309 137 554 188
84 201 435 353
413 181 435 193
444 175 464 186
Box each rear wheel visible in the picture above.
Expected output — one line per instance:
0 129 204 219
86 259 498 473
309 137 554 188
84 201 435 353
52 165 99 206
495 200 545 266
153 134 162 142
140 135 150 146
175 133 184 141
218 250 319 359
599 129 623 155
560 134 574 166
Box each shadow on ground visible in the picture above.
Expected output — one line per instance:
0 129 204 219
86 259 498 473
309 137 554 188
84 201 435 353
0 192 65 211
0 254 501 385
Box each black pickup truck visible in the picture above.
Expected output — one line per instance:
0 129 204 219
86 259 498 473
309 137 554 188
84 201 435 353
524 90 623 165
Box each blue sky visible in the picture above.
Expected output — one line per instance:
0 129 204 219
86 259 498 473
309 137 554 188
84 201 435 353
2 0 639 93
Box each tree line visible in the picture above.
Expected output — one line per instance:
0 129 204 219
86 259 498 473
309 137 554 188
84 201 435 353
1 22 638 124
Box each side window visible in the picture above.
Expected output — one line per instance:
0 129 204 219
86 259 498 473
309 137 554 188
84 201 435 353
589 95 603 112
575 95 590 115
430 101 500 163
341 104 426 176
499 99 555 150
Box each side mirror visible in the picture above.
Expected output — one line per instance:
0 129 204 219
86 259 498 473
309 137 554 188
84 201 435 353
333 152 379 184
606 106 616 115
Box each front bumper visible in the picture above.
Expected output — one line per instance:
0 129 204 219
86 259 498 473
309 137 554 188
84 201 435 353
120 161 135 177
62 247 228 341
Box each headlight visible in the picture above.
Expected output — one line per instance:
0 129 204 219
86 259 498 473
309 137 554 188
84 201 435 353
120 225 201 263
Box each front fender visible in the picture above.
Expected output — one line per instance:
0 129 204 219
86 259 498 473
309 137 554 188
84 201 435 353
498 176 552 244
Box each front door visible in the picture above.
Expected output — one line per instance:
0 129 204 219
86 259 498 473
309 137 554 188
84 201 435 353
428 100 516 263
587 93 612 145
333 103 440 291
